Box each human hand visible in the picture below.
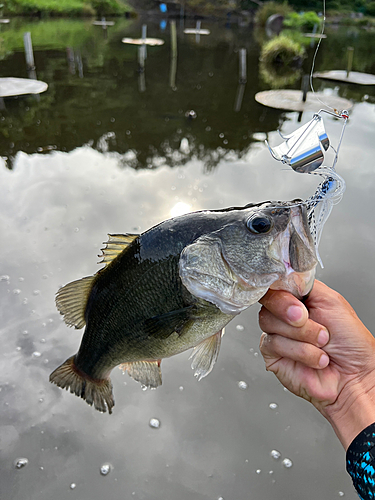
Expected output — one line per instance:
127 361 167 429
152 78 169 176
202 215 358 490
258 280 375 449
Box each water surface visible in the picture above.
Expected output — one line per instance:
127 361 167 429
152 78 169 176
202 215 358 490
1 17 375 500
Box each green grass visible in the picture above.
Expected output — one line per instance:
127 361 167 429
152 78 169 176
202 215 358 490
3 0 134 17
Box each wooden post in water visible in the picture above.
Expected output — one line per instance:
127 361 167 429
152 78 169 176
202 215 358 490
138 46 146 92
142 24 147 59
23 32 36 79
347 47 354 78
234 48 247 112
195 20 201 43
239 48 247 84
170 20 177 90
301 74 309 102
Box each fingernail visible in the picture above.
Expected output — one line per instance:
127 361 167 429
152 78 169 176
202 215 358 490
319 353 329 368
287 305 304 325
317 329 329 347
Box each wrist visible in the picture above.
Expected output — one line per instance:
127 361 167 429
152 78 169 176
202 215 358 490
322 378 375 450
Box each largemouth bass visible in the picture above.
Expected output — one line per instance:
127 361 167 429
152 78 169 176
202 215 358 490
50 200 317 413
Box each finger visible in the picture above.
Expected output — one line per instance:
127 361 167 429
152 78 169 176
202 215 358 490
259 332 330 370
259 289 308 327
259 307 329 348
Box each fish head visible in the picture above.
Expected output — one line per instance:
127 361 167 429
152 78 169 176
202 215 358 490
179 200 317 315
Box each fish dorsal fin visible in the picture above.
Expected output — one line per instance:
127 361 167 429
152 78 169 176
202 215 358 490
56 275 95 329
189 329 224 381
99 233 139 266
119 360 162 389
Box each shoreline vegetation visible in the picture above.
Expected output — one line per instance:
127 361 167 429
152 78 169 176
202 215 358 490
1 0 375 26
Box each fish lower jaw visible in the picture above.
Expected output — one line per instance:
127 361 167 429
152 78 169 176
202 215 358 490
269 267 316 298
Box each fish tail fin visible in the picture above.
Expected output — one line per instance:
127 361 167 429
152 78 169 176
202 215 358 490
49 356 115 414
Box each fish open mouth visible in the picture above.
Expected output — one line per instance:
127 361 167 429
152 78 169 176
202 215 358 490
268 206 317 298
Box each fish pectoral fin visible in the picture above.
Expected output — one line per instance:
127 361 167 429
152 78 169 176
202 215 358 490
56 275 95 329
120 360 162 389
189 328 224 381
142 306 194 339
99 233 139 266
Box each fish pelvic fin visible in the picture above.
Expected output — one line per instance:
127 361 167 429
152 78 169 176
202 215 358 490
49 356 115 414
119 360 162 389
99 233 139 266
56 276 95 329
189 329 224 381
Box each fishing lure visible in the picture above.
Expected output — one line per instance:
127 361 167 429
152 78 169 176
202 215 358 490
266 108 349 266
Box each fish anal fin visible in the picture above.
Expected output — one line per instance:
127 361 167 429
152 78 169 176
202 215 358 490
189 328 224 381
49 356 115 414
99 233 139 266
56 276 95 329
120 360 162 389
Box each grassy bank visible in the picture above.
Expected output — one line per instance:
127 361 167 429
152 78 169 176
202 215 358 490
2 0 135 17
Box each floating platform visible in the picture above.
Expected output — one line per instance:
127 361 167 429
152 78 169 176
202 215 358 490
93 20 115 26
0 77 48 98
122 37 164 46
314 70 375 85
304 33 327 38
183 28 210 35
255 90 353 112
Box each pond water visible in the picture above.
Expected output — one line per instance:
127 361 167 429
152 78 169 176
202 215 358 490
1 16 375 500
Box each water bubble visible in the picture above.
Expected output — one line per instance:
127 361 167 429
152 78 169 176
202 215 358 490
236 324 244 331
282 458 293 468
269 403 278 410
185 110 197 119
218 497 224 500
22 298 28 305
0 275 10 282
149 418 160 429
270 450 281 460
256 469 261 474
205 126 211 132
32 351 42 358
13 289 21 295
179 386 184 391
219 133 224 138
269 470 274 475
141 385 148 391
33 290 40 296
338 492 345 497
237 381 248 390
100 463 112 476
70 483 76 490
14 458 28 469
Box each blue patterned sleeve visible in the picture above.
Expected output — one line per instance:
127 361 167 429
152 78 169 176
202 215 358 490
346 423 375 499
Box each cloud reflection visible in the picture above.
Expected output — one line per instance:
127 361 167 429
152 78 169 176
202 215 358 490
1 100 374 500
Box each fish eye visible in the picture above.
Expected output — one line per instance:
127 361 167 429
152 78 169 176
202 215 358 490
246 215 273 234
